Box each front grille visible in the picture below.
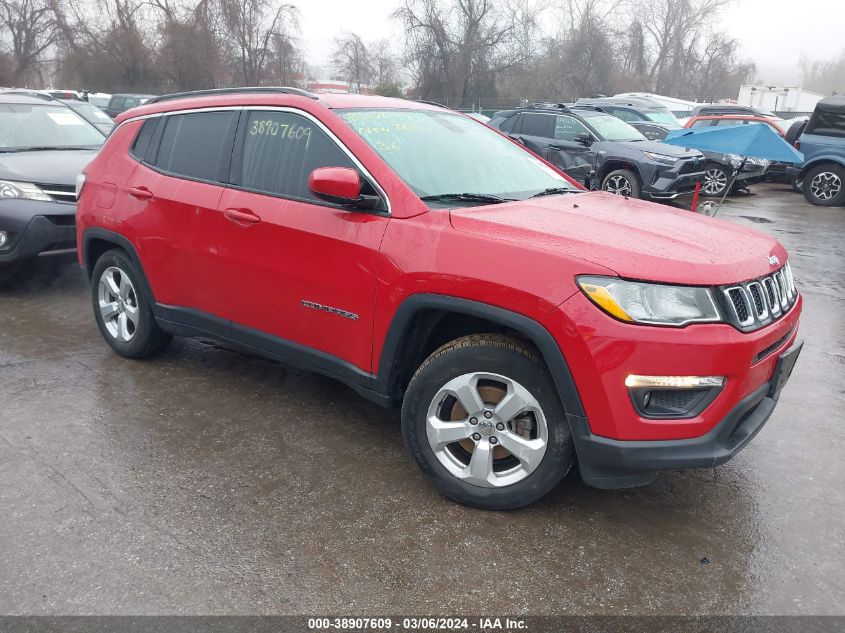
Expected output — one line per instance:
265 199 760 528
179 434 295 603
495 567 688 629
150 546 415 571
719 263 798 332
35 183 77 203
679 157 704 174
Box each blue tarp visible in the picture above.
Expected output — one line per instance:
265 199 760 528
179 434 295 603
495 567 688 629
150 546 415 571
663 123 804 163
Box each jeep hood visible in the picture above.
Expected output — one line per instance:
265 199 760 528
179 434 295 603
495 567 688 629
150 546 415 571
0 149 98 185
449 192 786 286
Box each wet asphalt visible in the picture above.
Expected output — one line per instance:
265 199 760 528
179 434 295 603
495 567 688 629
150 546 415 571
0 184 843 616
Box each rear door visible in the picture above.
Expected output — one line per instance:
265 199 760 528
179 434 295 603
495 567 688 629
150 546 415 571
215 108 389 373
122 108 238 317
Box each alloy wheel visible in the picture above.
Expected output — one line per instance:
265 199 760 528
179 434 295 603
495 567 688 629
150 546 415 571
702 168 728 195
425 372 549 488
810 171 842 201
604 175 633 196
98 266 139 343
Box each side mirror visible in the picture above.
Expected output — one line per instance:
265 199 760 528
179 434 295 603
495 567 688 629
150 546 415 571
574 132 593 146
308 167 380 210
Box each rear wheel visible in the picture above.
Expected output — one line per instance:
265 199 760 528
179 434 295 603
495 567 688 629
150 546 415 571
601 169 640 198
401 334 575 510
803 164 845 206
91 249 172 358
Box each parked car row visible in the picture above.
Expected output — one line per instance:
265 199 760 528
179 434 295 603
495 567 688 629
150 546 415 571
0 86 805 509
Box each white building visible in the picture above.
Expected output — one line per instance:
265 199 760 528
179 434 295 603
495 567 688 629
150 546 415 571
737 85 825 113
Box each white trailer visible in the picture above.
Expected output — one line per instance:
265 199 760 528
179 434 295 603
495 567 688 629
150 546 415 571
737 85 825 113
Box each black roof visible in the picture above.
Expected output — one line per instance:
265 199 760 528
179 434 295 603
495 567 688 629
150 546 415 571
575 96 668 111
0 92 61 105
691 104 772 117
814 96 845 114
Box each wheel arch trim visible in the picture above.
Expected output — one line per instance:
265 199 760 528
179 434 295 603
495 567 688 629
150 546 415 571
82 228 157 307
375 294 586 418
798 156 845 177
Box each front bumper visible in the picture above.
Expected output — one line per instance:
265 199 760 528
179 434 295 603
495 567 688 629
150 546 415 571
571 341 802 488
0 199 77 264
643 158 706 200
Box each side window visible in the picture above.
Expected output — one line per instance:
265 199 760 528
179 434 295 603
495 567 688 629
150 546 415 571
237 110 357 202
109 97 125 111
124 97 141 109
519 113 554 138
153 111 238 182
610 108 641 122
499 114 520 133
690 119 714 128
554 115 591 141
130 118 158 161
635 124 668 141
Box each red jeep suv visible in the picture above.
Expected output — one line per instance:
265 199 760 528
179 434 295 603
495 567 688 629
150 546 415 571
76 88 802 510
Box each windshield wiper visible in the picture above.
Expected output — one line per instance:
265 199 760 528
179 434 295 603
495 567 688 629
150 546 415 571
529 187 575 198
420 192 515 205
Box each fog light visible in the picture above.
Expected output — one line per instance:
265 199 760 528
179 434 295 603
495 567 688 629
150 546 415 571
0 231 7 248
625 375 725 389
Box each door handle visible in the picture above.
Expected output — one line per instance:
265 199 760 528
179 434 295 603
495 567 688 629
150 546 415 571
224 208 261 225
128 186 153 200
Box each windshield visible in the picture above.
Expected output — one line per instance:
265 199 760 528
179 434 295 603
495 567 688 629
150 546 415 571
645 111 680 125
583 113 646 141
68 102 112 124
337 109 576 202
0 104 105 150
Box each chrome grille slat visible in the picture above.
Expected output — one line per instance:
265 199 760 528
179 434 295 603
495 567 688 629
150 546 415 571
720 264 797 331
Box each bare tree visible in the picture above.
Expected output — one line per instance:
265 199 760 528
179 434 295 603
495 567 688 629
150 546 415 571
218 0 297 86
331 31 373 90
152 0 222 91
0 0 60 85
54 0 158 91
394 0 527 103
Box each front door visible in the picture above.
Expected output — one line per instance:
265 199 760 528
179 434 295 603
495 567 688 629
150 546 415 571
215 108 389 374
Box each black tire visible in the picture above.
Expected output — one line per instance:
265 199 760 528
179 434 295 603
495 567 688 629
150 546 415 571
601 168 641 198
802 163 845 206
401 334 575 510
91 248 172 358
791 177 803 194
700 165 730 197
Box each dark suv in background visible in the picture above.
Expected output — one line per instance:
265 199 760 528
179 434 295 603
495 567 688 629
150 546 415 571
489 104 705 200
575 97 768 197
787 96 845 206
104 93 156 119
0 93 104 278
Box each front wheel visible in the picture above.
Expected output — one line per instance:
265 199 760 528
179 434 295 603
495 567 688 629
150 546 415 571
601 169 640 198
803 164 845 206
401 334 575 510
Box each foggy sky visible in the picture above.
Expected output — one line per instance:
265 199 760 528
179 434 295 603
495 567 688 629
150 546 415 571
298 0 845 88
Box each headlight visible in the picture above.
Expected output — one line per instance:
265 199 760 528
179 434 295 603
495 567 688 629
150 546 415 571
642 151 677 165
577 276 721 326
75 173 87 198
0 180 51 201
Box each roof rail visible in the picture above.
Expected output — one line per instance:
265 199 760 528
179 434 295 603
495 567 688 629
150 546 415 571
2 89 56 102
147 87 319 104
527 102 570 111
570 104 606 113
414 99 449 109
